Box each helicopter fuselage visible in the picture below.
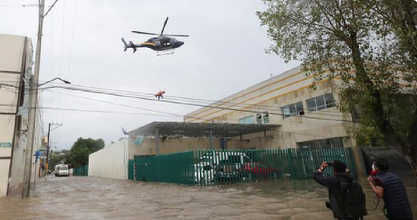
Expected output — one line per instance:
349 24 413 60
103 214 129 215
142 37 184 51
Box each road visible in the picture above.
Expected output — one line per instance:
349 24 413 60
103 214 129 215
0 176 416 220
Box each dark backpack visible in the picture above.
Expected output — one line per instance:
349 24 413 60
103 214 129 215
338 177 368 218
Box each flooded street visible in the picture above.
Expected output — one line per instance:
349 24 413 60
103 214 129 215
0 176 416 220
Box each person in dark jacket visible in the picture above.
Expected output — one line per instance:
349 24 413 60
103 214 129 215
313 160 367 220
367 158 413 220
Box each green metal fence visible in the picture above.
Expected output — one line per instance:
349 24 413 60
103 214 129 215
73 165 88 176
128 160 135 180
133 148 357 186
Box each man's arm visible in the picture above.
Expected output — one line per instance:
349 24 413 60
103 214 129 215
367 177 384 198
313 162 336 187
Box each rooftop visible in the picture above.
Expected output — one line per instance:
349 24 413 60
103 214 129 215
129 122 279 138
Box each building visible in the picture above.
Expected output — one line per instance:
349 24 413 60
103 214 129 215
184 66 354 149
89 66 357 180
0 33 43 196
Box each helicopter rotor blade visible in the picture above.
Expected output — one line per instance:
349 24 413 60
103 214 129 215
163 34 189 37
160 17 169 36
132 31 159 35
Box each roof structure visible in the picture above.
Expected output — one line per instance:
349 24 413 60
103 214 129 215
129 122 280 138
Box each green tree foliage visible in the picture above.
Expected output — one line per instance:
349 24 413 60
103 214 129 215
67 138 104 168
257 0 417 169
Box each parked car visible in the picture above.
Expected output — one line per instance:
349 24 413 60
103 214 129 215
240 162 279 179
194 162 215 184
214 153 252 182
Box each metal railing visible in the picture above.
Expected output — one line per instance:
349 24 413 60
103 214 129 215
73 165 88 176
132 148 356 186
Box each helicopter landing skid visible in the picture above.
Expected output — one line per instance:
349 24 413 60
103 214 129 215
157 49 175 56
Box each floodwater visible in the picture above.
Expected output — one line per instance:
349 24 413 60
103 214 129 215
0 176 416 220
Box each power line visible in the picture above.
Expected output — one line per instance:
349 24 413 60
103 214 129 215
39 85 353 123
36 81 348 117
3 81 351 122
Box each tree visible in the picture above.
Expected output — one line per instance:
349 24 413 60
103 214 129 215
257 0 417 171
67 138 105 168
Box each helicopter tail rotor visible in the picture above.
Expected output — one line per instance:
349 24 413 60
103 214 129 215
121 38 128 51
121 38 137 53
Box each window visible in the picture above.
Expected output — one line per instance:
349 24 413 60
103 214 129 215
281 102 304 119
263 112 269 124
306 93 336 112
239 115 254 124
256 113 262 124
298 137 344 149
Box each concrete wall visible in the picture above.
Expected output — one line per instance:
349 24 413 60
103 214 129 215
89 138 128 179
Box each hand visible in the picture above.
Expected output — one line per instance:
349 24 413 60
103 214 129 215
367 176 374 184
321 162 329 169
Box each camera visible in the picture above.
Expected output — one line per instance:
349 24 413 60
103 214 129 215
326 162 334 166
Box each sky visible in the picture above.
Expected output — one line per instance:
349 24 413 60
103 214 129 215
0 0 299 150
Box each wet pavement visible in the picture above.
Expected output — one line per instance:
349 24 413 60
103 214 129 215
0 176 416 220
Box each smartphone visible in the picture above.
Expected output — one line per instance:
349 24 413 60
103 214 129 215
326 162 334 166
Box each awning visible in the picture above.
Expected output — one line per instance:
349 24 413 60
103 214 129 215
129 122 280 138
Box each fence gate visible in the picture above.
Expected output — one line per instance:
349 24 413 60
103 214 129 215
132 147 357 186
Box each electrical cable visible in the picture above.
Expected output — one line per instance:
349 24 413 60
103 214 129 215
39 85 353 123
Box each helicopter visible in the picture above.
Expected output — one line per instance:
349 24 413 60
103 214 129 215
121 17 189 55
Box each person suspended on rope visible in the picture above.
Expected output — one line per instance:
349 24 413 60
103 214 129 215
155 90 165 100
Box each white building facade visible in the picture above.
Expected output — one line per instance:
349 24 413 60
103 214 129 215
184 66 355 150
0 33 43 196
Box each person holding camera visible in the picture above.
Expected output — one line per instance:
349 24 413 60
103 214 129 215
313 160 367 220
367 158 413 220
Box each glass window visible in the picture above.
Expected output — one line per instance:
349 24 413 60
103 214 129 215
281 106 291 118
298 138 345 149
256 113 262 124
306 98 317 112
281 102 304 118
306 93 336 112
316 96 326 110
239 115 254 124
263 112 269 124
331 138 343 148
295 102 305 115
319 139 332 148
324 93 336 108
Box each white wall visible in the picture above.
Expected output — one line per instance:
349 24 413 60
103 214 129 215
0 34 39 196
89 138 128 179
0 34 26 196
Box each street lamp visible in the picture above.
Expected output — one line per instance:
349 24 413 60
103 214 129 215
38 77 71 87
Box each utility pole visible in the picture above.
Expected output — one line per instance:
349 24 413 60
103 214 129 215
45 123 51 178
45 122 63 179
21 0 62 198
22 0 45 199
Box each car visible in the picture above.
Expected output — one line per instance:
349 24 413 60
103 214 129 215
214 153 252 182
55 164 69 177
240 162 279 179
194 162 215 185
